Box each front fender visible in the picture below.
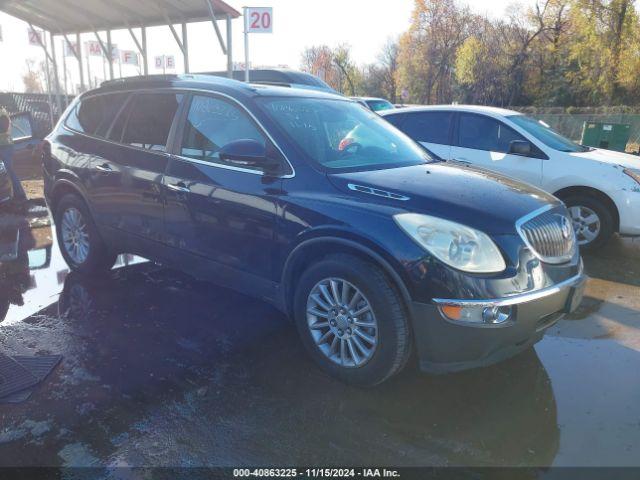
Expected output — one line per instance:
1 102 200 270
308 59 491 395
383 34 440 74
278 227 419 317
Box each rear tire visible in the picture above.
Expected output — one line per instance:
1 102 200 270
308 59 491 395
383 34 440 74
54 194 116 274
562 194 614 250
294 254 412 386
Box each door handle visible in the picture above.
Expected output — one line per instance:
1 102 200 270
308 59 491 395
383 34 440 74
95 163 113 172
166 182 190 193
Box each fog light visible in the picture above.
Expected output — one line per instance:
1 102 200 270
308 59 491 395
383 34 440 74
482 306 512 324
439 304 513 325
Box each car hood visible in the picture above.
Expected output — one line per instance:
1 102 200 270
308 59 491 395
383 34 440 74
327 163 559 235
569 148 640 169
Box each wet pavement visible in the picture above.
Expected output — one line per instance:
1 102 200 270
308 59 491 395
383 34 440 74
0 204 639 469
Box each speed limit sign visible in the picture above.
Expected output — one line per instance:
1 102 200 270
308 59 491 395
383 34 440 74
243 6 273 82
245 7 273 33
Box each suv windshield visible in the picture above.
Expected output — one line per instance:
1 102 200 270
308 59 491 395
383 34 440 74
258 97 431 172
507 114 589 152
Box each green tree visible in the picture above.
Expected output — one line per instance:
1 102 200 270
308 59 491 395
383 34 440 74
397 0 474 104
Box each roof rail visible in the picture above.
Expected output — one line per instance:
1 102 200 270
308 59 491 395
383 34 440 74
100 74 182 88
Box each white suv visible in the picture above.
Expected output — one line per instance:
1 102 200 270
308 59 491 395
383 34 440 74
382 105 640 249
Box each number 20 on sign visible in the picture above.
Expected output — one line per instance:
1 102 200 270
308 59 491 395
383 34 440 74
242 6 273 82
245 7 273 33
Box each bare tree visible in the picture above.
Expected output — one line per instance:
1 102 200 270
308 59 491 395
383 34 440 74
22 59 44 93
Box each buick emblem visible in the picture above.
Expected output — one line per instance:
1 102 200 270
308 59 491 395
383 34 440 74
560 216 572 239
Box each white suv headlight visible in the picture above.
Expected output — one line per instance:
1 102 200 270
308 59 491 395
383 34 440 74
394 213 506 273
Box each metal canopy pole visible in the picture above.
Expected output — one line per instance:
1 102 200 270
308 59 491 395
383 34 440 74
205 0 229 76
29 24 55 129
142 27 148 75
86 45 93 88
226 14 233 77
49 32 64 116
76 33 85 91
62 39 68 94
182 23 189 73
106 30 114 79
128 26 147 76
64 33 83 92
93 30 111 83
167 21 188 74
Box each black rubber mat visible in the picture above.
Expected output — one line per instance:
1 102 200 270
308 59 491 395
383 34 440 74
0 353 39 399
0 354 62 403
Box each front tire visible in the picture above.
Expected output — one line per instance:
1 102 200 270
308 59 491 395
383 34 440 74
55 194 116 274
563 194 614 250
294 254 412 386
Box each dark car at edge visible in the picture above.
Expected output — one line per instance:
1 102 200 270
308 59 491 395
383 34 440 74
42 75 585 385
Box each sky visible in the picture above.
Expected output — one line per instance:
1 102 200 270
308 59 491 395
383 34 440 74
0 0 535 93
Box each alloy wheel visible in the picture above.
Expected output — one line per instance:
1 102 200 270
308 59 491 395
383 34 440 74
306 277 378 368
568 205 601 245
61 207 90 264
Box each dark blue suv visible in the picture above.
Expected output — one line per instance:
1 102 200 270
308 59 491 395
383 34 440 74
43 75 586 385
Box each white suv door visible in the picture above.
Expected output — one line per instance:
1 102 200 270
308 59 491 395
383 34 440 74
451 112 544 187
395 111 454 160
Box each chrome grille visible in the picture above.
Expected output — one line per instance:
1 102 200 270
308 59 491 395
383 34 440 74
517 205 576 264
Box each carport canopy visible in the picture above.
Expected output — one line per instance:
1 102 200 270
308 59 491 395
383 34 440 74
0 0 240 87
0 0 240 34
0 0 241 124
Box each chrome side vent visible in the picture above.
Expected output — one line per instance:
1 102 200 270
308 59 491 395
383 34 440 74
516 205 576 264
347 183 410 201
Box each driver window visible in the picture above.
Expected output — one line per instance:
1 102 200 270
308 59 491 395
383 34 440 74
180 95 267 167
459 113 525 153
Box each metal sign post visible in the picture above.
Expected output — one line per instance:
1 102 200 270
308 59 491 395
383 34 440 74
243 6 273 83
243 7 249 82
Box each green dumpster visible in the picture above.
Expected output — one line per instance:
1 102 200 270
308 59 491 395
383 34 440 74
581 121 631 152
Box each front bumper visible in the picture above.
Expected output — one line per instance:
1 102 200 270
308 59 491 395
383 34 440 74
410 272 587 374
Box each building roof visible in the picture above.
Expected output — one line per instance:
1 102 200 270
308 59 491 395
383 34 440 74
382 104 521 118
0 0 240 34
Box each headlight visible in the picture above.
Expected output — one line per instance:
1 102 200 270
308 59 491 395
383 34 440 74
0 161 5 173
624 168 640 185
394 213 506 273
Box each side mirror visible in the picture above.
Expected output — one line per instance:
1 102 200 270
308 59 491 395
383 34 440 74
509 140 532 156
219 139 281 174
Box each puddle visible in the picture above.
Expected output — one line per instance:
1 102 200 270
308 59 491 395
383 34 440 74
0 212 639 467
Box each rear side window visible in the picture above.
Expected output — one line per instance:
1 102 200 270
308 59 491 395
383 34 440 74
383 113 406 128
65 93 129 137
458 113 526 153
401 111 453 145
179 95 266 167
108 98 134 142
122 93 183 152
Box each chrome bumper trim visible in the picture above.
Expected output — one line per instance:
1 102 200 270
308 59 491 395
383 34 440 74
433 272 587 308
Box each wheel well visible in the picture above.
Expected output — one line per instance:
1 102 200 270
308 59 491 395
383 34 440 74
554 186 620 232
282 239 411 319
49 182 85 215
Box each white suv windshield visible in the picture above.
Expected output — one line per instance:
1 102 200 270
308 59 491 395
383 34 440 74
258 97 432 172
508 115 589 153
